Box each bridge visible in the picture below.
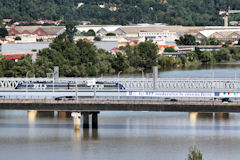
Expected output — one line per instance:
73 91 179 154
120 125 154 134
0 77 239 92
0 96 240 129
1 98 240 112
0 76 239 130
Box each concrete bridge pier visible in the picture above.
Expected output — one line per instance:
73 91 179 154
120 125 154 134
71 112 81 130
81 112 100 129
82 112 90 129
92 112 99 129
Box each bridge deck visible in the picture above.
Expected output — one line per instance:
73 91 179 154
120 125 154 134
0 99 240 112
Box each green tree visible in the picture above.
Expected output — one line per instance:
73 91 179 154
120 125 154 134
112 52 129 72
0 27 8 38
65 23 77 43
106 32 116 36
94 36 101 41
164 47 175 52
176 34 196 45
137 40 158 70
14 36 21 40
199 51 215 64
85 29 96 36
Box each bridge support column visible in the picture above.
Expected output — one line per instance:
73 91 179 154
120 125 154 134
92 112 99 129
71 112 81 130
82 112 89 129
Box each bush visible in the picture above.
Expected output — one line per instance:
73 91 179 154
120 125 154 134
14 36 21 40
187 146 203 160
164 47 175 52
94 36 101 41
106 32 116 36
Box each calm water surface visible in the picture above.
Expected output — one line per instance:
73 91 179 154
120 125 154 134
159 63 240 78
0 111 240 160
2 63 240 160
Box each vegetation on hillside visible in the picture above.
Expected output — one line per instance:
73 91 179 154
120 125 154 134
0 0 240 26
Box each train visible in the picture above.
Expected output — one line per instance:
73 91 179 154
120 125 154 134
15 81 126 90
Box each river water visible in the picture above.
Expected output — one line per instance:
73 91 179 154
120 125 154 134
1 63 240 160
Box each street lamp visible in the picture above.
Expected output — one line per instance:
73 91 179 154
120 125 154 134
118 71 122 99
212 71 214 103
49 68 54 95
26 71 31 99
140 70 144 92
75 80 78 101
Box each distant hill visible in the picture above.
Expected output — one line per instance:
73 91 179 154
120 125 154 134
1 0 240 26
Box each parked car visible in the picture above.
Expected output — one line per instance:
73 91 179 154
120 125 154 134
164 98 178 102
55 96 75 101
222 98 232 104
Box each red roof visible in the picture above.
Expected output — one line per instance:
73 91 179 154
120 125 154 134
17 21 29 24
2 53 34 60
43 20 56 24
111 47 120 51
3 19 12 23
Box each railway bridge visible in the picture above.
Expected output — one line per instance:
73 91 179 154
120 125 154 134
0 76 240 130
0 77 239 92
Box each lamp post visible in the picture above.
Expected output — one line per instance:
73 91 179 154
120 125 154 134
26 71 31 99
140 70 144 92
75 80 78 101
118 71 122 99
49 69 54 96
212 72 214 102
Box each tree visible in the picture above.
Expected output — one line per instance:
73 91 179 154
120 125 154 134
94 36 101 41
65 23 77 43
112 52 129 73
106 33 116 36
137 40 158 70
86 29 96 36
164 47 175 52
0 27 8 38
15 36 21 40
176 34 196 45
187 146 203 160
199 51 215 63
201 38 222 45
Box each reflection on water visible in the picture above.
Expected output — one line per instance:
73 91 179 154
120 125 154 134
1 111 240 160
189 112 230 126
28 110 37 124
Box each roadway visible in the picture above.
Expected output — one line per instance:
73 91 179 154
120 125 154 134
0 98 240 112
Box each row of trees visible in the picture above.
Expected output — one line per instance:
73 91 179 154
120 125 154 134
1 26 240 77
0 0 239 25
159 46 240 70
176 34 223 46
0 30 158 77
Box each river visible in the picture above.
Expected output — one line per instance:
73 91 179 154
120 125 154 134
1 63 240 160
